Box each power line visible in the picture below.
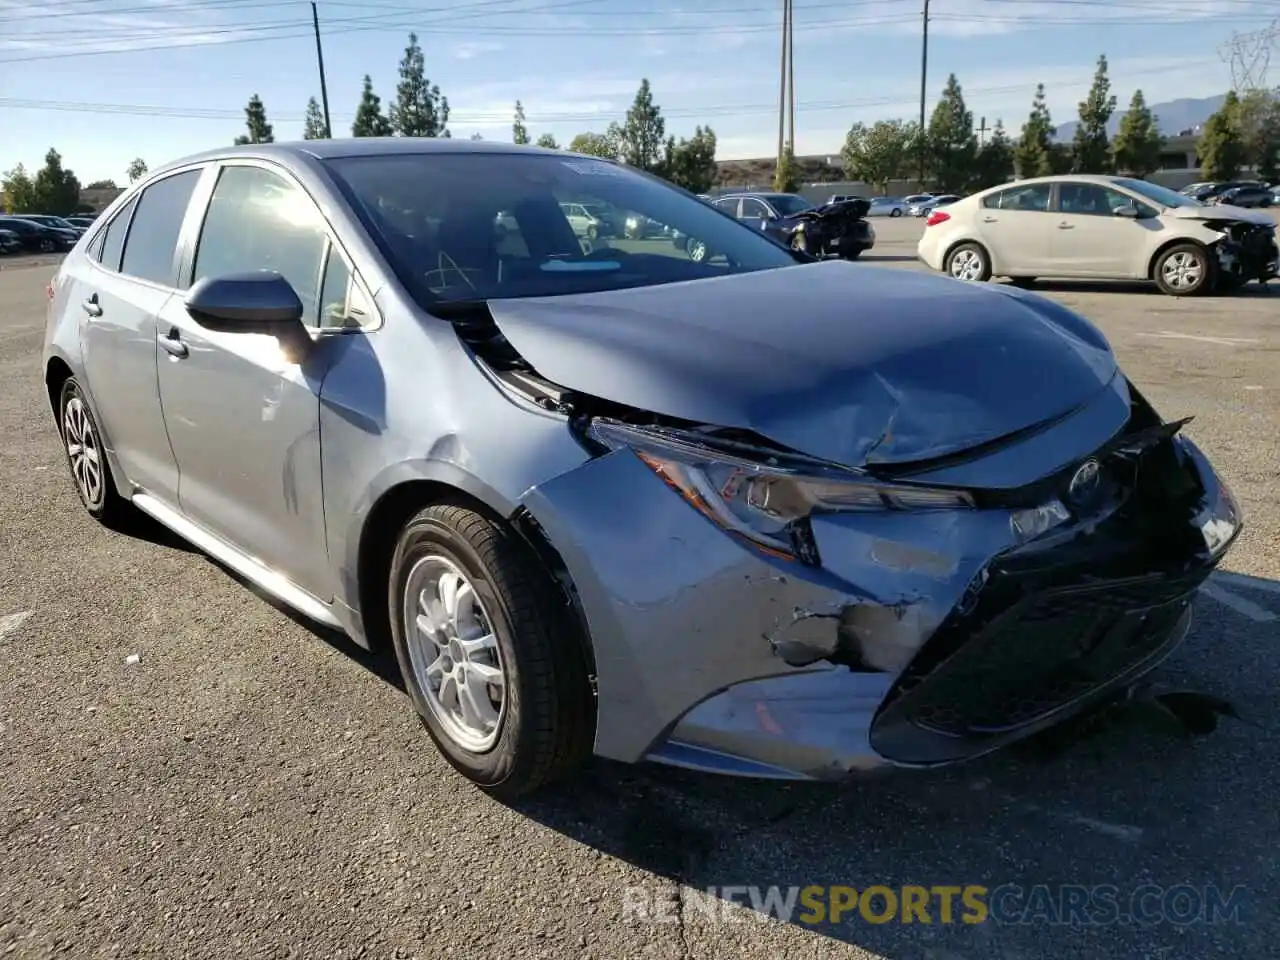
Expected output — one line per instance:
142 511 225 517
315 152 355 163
0 56 1226 126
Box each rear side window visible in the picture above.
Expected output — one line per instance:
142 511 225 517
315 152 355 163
95 196 138 272
982 184 1051 212
120 170 201 286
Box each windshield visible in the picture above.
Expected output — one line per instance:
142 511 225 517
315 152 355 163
327 153 797 304
766 194 813 216
1114 178 1203 209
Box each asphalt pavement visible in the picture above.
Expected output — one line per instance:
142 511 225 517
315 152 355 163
1 220 1278 960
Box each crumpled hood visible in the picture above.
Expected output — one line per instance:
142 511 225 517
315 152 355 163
484 261 1119 468
1166 204 1276 227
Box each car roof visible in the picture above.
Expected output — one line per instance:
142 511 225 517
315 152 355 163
147 137 581 178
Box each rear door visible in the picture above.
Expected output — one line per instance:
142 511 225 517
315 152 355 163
77 168 206 502
973 183 1054 274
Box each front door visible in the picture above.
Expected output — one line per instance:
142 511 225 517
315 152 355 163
1050 182 1156 277
155 161 344 598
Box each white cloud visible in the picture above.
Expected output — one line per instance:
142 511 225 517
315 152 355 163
452 41 506 60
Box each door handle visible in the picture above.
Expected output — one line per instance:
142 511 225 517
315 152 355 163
1057 222 1074 230
158 328 188 359
81 295 102 318
981 216 998 223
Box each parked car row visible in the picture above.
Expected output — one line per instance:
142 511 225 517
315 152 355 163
1180 180 1277 208
0 215 83 254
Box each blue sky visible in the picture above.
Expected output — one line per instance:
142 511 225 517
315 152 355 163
1 0 1274 183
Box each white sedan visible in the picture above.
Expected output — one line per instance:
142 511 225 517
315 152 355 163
916 174 1280 296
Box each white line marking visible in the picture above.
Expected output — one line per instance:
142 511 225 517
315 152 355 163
0 611 32 642
1199 582 1277 623
1213 570 1280 597
1137 331 1261 346
1016 800 1143 841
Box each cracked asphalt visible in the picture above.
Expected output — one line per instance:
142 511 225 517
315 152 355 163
1 219 1278 959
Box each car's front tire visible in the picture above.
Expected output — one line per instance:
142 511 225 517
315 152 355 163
1154 243 1212 296
58 377 132 527
890 208 902 218
945 242 992 282
388 503 594 799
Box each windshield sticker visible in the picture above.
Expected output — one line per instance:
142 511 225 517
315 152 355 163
561 160 625 177
540 260 621 272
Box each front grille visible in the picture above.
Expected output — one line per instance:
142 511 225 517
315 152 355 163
897 574 1198 737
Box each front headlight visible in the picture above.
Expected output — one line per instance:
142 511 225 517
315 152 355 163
585 419 974 561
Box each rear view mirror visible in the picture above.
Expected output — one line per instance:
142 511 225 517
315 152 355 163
1114 204 1140 218
185 271 305 334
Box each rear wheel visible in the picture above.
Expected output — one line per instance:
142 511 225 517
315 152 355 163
59 378 132 527
1153 243 1212 296
890 208 903 218
388 503 594 799
945 242 991 282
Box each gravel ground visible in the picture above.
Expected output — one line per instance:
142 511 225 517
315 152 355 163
1 223 1278 959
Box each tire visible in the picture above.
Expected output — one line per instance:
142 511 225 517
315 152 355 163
843 247 863 261
687 239 708 262
388 503 594 799
790 231 808 255
890 208 902 218
1153 243 1212 297
945 242 992 282
40 239 56 253
58 377 132 527
586 224 598 241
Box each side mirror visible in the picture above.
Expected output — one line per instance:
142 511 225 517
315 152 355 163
185 271 305 335
1113 204 1140 219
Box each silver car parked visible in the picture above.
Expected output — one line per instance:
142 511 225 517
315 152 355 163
44 139 1242 798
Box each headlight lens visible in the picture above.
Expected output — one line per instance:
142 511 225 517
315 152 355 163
585 419 974 559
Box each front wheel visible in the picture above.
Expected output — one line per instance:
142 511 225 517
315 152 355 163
586 224 598 241
945 242 991 283
687 239 708 262
388 503 594 799
39 239 56 253
1153 243 1212 296
890 208 903 218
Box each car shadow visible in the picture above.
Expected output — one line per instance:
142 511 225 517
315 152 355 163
862 254 919 263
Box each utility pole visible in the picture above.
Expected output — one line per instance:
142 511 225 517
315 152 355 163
777 0 792 167
787 0 795 153
978 116 987 147
311 2 333 138
917 0 930 187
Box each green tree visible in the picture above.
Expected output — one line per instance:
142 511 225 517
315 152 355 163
773 147 798 192
535 132 560 149
512 100 529 144
303 97 327 139
233 94 274 145
1198 91 1248 181
469 132 484 140
390 32 448 137
618 79 665 171
1112 89 1163 177
126 158 148 183
1013 84 1055 178
841 119 918 193
1236 88 1280 182
925 73 977 190
32 149 82 215
1072 54 1117 173
972 120 1015 189
352 75 393 137
85 179 117 190
1 164 38 213
663 126 717 193
568 131 618 158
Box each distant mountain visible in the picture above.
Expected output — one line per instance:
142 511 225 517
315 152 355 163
1054 94 1227 140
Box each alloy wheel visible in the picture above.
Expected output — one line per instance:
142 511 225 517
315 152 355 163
63 394 104 508
403 555 508 753
950 249 984 281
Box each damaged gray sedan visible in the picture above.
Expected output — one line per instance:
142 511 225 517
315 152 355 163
44 139 1243 798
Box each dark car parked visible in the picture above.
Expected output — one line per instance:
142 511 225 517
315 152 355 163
711 192 876 259
0 229 22 255
1186 181 1267 203
1214 184 1274 208
19 214 88 235
0 217 78 253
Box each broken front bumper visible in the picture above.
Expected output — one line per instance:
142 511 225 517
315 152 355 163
519 426 1241 782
